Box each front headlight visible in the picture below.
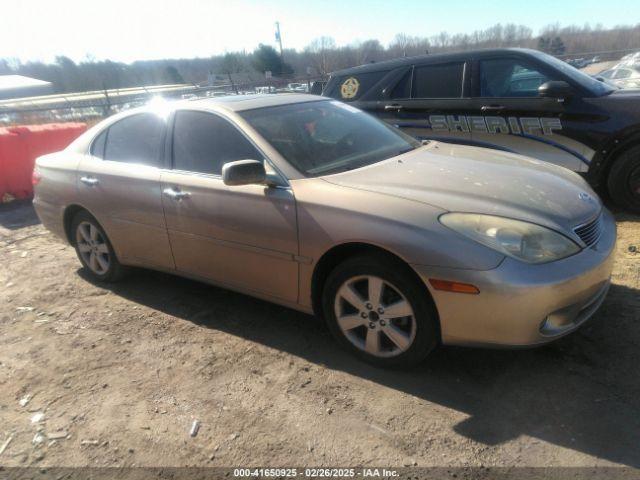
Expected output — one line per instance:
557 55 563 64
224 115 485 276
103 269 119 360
440 213 581 264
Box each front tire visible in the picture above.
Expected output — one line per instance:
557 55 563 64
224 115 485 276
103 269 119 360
322 254 439 368
607 145 640 213
71 211 125 282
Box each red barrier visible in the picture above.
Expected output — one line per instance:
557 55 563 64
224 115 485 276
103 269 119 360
0 123 87 200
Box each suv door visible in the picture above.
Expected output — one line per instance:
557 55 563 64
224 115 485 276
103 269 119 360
78 112 174 269
376 61 474 144
468 56 593 172
160 109 299 303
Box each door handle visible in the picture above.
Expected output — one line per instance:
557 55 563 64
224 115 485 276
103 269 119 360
80 176 99 186
163 187 191 200
481 105 506 112
384 104 404 111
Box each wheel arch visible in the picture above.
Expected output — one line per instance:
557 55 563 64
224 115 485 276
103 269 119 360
589 129 640 188
310 242 440 333
62 204 99 245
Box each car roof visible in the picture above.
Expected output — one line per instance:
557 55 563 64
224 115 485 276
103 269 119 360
184 93 325 112
330 48 541 76
74 94 329 148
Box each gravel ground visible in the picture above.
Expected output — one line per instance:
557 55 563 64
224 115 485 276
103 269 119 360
0 201 639 469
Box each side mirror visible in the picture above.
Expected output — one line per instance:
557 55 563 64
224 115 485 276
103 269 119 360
222 160 267 186
538 80 573 99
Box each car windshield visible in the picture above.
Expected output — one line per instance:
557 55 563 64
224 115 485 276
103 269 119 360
240 100 420 176
531 50 616 96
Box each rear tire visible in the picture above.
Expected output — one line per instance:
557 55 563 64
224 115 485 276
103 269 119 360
322 253 439 368
607 145 640 213
71 211 125 282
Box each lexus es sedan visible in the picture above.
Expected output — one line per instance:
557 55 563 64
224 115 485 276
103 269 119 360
33 94 616 368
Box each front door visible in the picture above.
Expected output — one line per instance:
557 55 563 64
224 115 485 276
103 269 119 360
77 112 174 270
161 109 299 303
467 56 594 172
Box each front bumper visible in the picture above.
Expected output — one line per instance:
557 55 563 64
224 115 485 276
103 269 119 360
412 208 617 347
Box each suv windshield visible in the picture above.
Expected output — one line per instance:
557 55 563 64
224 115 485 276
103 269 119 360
531 50 616 96
240 100 420 176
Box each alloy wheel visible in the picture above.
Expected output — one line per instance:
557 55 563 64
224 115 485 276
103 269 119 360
333 275 416 358
76 221 110 275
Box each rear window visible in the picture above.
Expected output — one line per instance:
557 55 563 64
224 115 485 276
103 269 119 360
412 63 464 98
614 69 632 79
329 71 389 102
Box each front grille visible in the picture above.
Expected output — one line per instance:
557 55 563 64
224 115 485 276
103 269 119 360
573 213 604 247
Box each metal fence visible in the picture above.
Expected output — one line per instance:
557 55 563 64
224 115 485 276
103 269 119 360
0 76 324 126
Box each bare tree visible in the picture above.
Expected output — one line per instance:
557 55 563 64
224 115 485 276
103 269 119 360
221 53 243 93
305 36 337 76
3 22 640 94
389 33 410 57
355 39 384 64
435 31 450 49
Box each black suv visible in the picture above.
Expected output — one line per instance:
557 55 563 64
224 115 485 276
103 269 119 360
323 48 640 212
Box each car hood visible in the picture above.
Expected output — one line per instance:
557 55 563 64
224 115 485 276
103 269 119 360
321 142 601 233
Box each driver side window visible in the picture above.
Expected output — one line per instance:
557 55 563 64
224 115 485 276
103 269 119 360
480 58 554 98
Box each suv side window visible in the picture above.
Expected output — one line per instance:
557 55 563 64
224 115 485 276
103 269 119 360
390 70 412 99
480 58 554 97
172 110 262 175
411 63 464 98
104 113 164 166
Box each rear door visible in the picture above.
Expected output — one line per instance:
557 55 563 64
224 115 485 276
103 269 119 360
467 56 593 172
160 109 299 302
376 61 474 144
77 112 174 269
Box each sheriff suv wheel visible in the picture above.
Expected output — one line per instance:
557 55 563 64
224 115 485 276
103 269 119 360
607 146 640 213
322 253 439 368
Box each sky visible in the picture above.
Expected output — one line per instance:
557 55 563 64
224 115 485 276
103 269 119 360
0 0 638 64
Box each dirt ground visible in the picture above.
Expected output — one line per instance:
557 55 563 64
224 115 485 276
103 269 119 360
0 201 639 470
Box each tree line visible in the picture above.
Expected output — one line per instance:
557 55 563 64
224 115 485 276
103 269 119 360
1 22 639 94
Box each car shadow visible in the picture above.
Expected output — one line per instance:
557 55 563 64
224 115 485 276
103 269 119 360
0 200 41 230
86 267 640 468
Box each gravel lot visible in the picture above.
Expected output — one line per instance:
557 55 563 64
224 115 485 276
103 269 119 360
0 201 639 469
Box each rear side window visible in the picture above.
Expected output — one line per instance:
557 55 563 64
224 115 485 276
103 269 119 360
412 63 464 98
330 71 389 102
390 70 412 99
90 130 107 158
172 111 262 175
104 113 165 166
